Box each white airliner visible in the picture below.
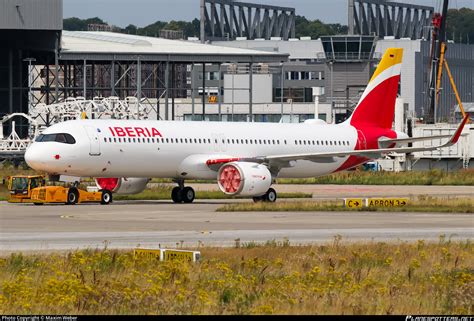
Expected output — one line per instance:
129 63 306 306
25 48 468 204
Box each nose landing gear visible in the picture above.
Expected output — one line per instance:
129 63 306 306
171 180 195 204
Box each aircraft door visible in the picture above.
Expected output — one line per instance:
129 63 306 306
212 133 227 152
357 129 367 150
84 126 101 156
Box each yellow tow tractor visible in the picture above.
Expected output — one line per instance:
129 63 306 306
6 175 112 205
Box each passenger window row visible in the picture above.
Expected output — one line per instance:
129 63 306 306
295 139 350 146
102 137 350 147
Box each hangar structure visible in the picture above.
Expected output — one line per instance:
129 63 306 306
0 0 62 121
53 30 287 122
0 0 287 123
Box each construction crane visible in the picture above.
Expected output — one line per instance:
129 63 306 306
424 0 468 124
435 42 468 121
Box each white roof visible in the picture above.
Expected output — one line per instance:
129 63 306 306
213 39 325 60
61 31 287 61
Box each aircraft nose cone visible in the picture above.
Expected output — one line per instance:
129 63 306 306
24 145 35 167
25 144 44 170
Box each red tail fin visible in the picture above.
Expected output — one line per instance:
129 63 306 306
345 48 403 129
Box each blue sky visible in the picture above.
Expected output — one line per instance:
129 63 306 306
63 0 474 27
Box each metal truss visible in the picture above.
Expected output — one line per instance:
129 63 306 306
30 96 158 125
0 113 39 159
27 60 189 120
348 0 434 40
200 0 295 41
0 96 164 159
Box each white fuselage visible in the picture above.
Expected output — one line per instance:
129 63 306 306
25 119 361 179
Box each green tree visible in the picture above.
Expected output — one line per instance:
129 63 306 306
446 8 474 44
84 17 106 25
189 18 201 37
138 20 167 37
124 24 138 34
63 17 88 31
63 17 108 31
327 23 348 35
63 16 354 40
295 15 347 39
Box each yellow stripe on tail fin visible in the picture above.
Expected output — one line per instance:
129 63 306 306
345 48 404 129
370 48 403 82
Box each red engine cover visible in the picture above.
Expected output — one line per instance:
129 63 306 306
96 178 120 191
219 164 242 194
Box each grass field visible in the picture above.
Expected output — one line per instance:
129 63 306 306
2 166 474 187
217 197 474 213
276 169 474 186
0 240 472 314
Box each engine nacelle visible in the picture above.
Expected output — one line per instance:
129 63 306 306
95 177 150 195
217 162 271 197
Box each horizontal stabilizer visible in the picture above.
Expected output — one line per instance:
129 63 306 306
379 133 467 148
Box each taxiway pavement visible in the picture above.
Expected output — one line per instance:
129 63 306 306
1 186 473 252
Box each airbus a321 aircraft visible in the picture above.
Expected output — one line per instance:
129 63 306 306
25 48 468 204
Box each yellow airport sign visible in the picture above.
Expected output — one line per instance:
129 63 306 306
366 198 408 207
134 249 162 261
344 198 363 208
164 250 201 262
134 248 201 262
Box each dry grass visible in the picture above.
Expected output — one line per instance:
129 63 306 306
2 166 474 187
0 240 472 315
277 169 474 186
217 197 474 213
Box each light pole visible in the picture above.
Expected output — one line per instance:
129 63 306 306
231 62 236 122
23 58 36 112
329 60 334 124
287 98 293 123
280 62 284 121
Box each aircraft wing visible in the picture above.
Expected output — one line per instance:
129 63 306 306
206 115 469 167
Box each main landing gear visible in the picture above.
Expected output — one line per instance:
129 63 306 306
253 188 277 203
171 180 195 204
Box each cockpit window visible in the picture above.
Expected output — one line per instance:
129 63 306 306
55 134 67 143
35 133 76 144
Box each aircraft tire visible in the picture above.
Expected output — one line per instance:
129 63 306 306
264 188 277 203
66 188 79 205
171 186 183 203
101 190 113 205
182 187 195 203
